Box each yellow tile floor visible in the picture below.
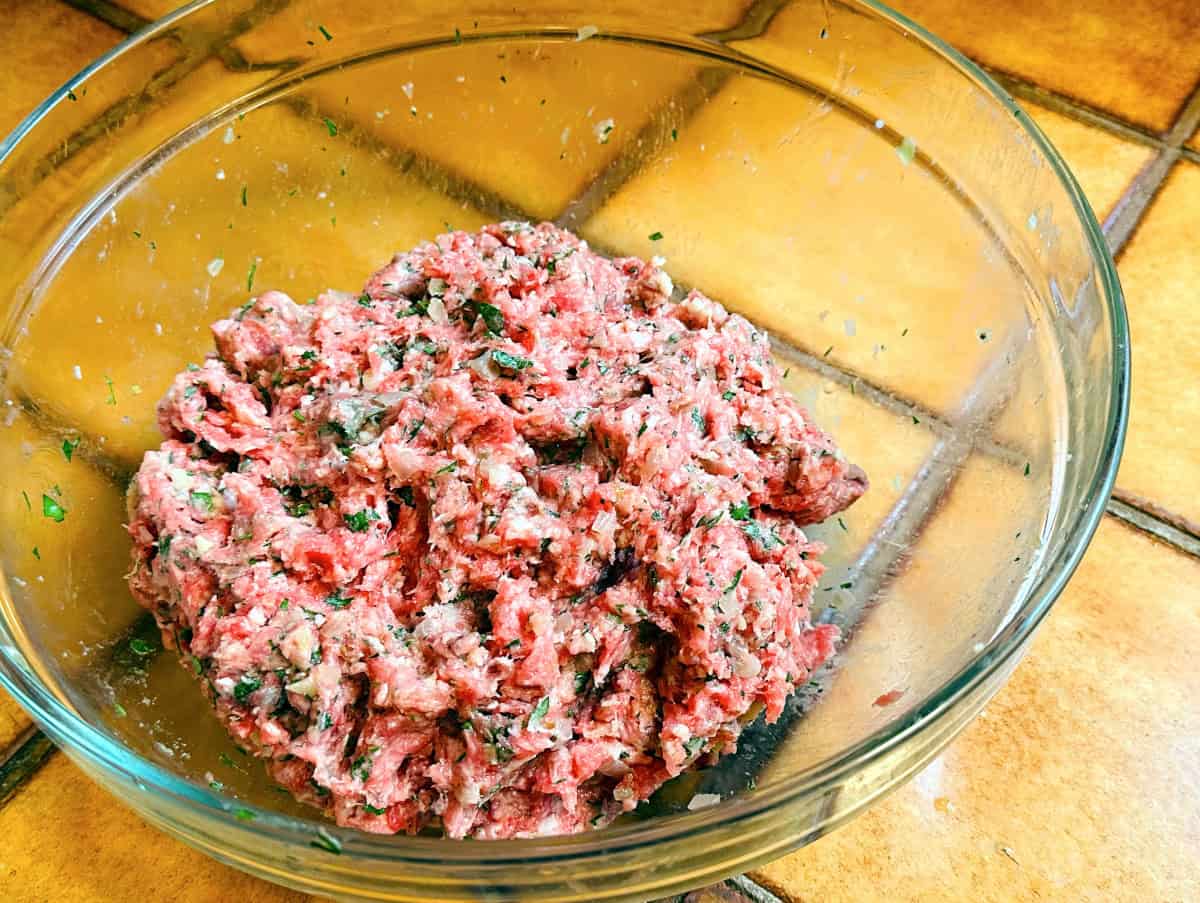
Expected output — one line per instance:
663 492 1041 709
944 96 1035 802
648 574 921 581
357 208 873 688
1 2 1198 901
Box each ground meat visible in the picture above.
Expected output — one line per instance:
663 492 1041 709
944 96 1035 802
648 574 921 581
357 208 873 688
126 222 867 839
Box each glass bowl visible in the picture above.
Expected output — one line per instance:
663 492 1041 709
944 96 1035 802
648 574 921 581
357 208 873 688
0 0 1127 899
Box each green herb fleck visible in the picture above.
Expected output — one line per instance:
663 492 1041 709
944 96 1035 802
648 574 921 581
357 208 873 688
61 437 80 462
730 501 751 521
363 804 387 815
323 117 338 137
528 695 551 727
113 703 127 718
637 422 649 438
129 637 154 656
722 390 736 401
31 546 40 560
697 510 723 529
912 415 920 425
474 302 505 335
648 231 663 241
104 375 117 405
240 185 248 207
318 24 332 41
357 292 373 307
896 136 917 165
233 674 261 702
1024 462 1031 477
491 349 532 371
435 461 458 475
742 520 782 550
671 128 678 141
397 486 416 508
21 490 31 512
724 568 744 595
691 407 705 432
235 808 256 821
311 827 342 854
837 517 848 532
190 490 215 512
246 260 257 291
684 736 705 757
326 592 352 609
42 494 66 523
343 509 380 532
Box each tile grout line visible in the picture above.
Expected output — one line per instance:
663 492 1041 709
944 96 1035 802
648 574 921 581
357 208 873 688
727 873 788 903
0 728 57 807
1107 496 1200 557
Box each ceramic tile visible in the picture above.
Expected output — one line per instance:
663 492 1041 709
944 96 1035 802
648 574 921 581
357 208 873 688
232 0 753 64
753 516 1200 901
0 0 124 137
295 38 706 220
892 0 1200 133
776 370 936 581
0 692 32 757
584 74 1034 416
0 753 314 903
1022 103 1153 221
1111 161 1200 530
765 451 1043 771
6 103 489 470
0 410 143 736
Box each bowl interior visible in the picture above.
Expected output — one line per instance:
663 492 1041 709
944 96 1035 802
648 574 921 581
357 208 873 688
0 0 1119 880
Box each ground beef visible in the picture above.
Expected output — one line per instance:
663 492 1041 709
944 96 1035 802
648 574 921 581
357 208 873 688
126 222 867 839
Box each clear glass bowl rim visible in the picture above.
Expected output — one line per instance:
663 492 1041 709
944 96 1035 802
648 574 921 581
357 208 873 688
0 0 1129 867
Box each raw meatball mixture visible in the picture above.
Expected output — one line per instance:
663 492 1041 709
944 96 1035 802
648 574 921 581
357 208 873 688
126 222 867 839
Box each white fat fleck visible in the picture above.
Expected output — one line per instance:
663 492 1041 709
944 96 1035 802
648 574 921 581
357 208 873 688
72 365 83 381
576 24 598 41
247 606 267 626
214 677 235 695
222 126 235 144
688 793 721 811
874 118 885 129
154 323 163 336
560 126 571 145
843 318 856 337
154 741 176 758
650 255 666 267
194 535 214 555
206 257 224 277
95 315 103 324
401 81 415 99
375 108 390 119
1027 212 1038 230
594 118 615 144
215 169 225 180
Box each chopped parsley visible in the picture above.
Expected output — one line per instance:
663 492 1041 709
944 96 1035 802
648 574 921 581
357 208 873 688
190 490 215 512
435 461 458 475
317 24 332 40
41 493 66 523
31 547 40 560
683 736 705 757
491 349 532 371
837 517 848 531
61 437 80 462
397 486 416 508
742 520 782 550
323 117 338 136
233 674 261 702
235 808 256 821
729 501 751 521
363 804 388 815
311 827 342 854
240 185 248 207
648 231 663 241
104 375 117 405
357 292 373 307
723 568 744 594
343 509 380 532
528 695 551 728
246 260 257 291
691 407 705 432
697 510 723 529
473 301 506 335
1024 462 1031 477
722 390 736 401
129 638 154 656
326 591 352 609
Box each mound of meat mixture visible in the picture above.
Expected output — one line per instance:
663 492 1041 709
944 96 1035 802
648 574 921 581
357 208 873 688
126 222 867 839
